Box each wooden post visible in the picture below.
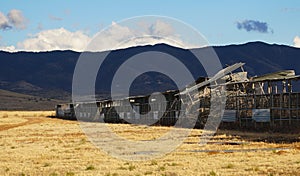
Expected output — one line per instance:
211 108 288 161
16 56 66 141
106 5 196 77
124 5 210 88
288 80 292 93
270 91 274 128
289 92 291 125
268 81 271 94
279 93 282 127
283 80 286 93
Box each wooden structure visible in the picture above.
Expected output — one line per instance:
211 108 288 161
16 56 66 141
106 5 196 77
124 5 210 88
55 63 300 129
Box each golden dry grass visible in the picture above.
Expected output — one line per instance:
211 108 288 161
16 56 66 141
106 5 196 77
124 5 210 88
0 111 300 176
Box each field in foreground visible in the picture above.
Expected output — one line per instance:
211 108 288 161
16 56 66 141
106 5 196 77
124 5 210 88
0 111 300 176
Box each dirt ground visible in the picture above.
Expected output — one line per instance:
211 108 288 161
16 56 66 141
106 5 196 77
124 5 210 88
0 111 300 176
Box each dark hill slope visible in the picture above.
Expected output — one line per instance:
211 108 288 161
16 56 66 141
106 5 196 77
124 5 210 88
0 42 299 99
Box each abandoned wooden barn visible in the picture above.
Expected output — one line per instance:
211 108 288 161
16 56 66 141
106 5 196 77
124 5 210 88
56 63 300 129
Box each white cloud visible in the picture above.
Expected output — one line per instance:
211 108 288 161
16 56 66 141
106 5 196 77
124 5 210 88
17 28 91 51
294 36 300 48
1 20 200 52
88 22 134 51
0 12 11 30
88 20 198 51
0 45 16 52
148 20 175 36
7 9 28 29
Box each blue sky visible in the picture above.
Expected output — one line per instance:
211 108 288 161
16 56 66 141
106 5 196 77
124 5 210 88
1 0 300 51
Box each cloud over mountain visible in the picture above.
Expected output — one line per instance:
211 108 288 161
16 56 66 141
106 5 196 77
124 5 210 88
5 20 199 52
17 28 91 51
236 20 273 33
0 45 16 52
87 20 199 52
294 36 300 48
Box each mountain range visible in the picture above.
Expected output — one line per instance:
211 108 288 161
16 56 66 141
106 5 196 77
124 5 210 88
1 41 300 105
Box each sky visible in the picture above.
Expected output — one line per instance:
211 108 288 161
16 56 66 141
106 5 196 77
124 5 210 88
0 0 300 52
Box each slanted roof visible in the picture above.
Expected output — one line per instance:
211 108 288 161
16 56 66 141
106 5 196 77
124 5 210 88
250 70 300 82
179 62 245 95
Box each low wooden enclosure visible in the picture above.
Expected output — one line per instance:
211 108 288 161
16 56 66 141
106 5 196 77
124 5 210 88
56 63 300 130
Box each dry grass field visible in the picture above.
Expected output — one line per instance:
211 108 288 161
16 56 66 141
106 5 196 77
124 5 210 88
0 111 300 176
